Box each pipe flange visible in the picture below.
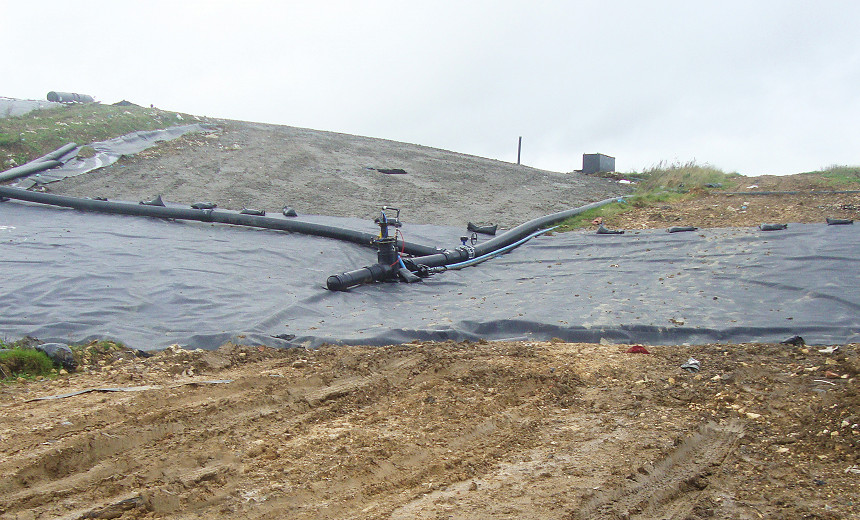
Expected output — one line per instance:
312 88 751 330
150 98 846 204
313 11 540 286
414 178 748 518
456 245 476 259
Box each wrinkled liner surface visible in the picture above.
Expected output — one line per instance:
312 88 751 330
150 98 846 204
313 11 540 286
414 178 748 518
11 124 215 188
1 202 858 349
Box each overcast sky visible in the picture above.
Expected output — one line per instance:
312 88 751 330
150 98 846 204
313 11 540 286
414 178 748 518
2 1 858 175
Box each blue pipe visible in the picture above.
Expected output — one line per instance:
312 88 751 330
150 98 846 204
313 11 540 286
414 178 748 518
443 227 557 270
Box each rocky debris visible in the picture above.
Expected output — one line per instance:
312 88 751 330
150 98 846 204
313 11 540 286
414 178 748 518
34 343 77 371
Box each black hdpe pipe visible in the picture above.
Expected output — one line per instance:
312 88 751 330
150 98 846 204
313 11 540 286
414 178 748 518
0 142 77 183
0 187 441 256
326 197 621 291
1 187 621 290
0 160 62 183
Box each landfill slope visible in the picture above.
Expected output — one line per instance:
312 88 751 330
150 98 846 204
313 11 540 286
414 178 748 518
45 119 630 228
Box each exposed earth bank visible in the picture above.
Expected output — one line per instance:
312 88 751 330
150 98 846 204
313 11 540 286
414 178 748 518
609 174 860 230
1 340 857 519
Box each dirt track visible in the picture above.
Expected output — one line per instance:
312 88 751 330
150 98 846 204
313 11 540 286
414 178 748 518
1 341 857 519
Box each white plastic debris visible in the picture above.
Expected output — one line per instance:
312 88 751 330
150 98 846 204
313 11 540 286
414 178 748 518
680 357 701 372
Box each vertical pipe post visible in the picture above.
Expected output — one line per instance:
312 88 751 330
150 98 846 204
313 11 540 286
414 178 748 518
517 136 522 165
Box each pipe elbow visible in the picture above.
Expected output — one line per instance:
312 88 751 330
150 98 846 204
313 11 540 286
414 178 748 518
326 274 350 291
326 264 393 291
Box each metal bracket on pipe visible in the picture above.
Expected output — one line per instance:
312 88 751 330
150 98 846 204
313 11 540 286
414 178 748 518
457 245 476 259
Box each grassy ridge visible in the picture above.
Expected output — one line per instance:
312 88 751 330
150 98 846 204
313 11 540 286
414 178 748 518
557 161 860 231
0 339 132 381
815 165 860 187
634 160 741 191
0 103 193 170
556 161 741 231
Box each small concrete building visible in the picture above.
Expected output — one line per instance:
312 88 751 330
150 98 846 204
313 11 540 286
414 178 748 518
582 153 615 174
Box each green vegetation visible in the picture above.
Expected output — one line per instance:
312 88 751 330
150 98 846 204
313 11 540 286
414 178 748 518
815 165 860 187
553 191 688 232
634 160 741 192
554 198 631 232
0 338 133 381
557 161 741 231
0 103 193 169
0 132 20 146
0 345 55 380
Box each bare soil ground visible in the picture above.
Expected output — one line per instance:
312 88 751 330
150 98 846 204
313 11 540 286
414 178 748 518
1 340 857 520
610 175 860 231
40 119 859 230
45 120 630 228
3 121 859 518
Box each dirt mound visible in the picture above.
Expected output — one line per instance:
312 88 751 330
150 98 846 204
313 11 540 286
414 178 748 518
1 340 857 519
45 120 630 228
612 188 859 230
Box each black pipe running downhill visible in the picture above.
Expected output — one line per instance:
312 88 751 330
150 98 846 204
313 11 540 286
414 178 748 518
0 187 441 256
0 160 62 183
0 142 77 183
325 197 621 291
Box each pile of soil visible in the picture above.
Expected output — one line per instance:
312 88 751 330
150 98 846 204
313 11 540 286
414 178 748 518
0 340 856 519
45 120 631 228
41 118 858 229
611 175 860 230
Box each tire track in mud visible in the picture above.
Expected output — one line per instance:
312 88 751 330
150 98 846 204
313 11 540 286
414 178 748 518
572 420 744 520
2 422 188 507
0 348 539 519
228 355 552 519
0 376 268 515
0 383 261 518
12 341 830 519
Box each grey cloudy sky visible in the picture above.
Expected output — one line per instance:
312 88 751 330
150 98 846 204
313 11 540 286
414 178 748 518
3 1 858 175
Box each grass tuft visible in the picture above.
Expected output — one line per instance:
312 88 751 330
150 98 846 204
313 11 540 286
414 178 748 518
76 145 96 158
635 160 741 192
553 192 688 232
553 199 630 232
0 348 55 380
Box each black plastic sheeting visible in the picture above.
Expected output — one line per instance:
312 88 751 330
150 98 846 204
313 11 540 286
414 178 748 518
10 124 215 189
1 200 858 349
